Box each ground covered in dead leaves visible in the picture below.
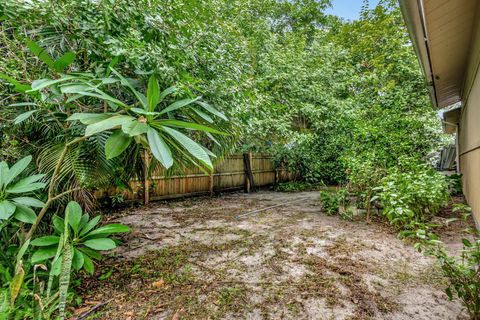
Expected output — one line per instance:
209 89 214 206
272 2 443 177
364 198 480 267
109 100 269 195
76 191 470 320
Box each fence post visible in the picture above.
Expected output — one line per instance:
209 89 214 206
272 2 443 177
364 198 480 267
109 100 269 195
243 152 255 193
144 150 150 205
209 172 214 196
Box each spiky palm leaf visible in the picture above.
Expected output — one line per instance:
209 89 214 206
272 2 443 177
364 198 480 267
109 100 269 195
13 109 140 211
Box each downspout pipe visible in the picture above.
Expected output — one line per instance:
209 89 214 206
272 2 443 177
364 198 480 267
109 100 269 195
398 0 438 108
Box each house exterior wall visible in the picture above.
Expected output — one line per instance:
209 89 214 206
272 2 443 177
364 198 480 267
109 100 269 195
459 19 480 226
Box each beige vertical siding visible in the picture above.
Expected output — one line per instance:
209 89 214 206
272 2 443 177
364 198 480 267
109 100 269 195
459 21 480 225
460 150 480 225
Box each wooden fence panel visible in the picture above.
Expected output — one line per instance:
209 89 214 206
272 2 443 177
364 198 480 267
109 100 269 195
251 153 276 187
213 154 245 192
96 153 290 202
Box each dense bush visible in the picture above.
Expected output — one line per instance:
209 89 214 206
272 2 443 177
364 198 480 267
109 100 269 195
319 190 339 216
273 134 347 185
374 159 449 229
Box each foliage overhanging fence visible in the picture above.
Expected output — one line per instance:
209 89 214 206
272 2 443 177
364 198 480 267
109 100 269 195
95 153 292 203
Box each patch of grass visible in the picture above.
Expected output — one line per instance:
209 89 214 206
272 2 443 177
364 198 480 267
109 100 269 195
130 247 193 284
216 286 247 310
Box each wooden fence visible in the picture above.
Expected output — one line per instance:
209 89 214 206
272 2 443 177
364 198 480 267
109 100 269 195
95 153 292 203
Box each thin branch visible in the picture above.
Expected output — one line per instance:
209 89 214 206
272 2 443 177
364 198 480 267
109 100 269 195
50 187 82 202
24 136 88 241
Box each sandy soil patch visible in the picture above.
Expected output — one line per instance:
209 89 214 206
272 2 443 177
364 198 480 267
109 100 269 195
76 191 471 320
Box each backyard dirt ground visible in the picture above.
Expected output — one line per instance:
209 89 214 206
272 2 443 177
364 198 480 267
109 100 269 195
75 190 473 320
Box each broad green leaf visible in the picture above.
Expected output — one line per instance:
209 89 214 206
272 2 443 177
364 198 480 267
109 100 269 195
67 113 113 125
130 108 161 116
83 238 117 251
10 174 45 185
28 76 76 92
79 213 90 230
158 86 177 103
160 97 200 115
72 248 84 271
122 121 149 136
53 215 65 234
4 155 32 186
78 247 102 260
13 205 37 224
88 224 130 237
15 239 30 273
192 107 213 123
67 90 127 108
83 255 94 275
12 197 45 208
59 83 93 94
31 247 57 264
162 127 213 170
195 101 228 120
105 130 132 159
14 110 37 125
101 77 119 84
147 128 173 169
53 52 76 72
66 201 83 234
0 162 8 188
159 120 226 135
48 233 65 286
0 74 30 93
51 254 62 276
147 75 160 112
9 102 37 107
79 215 102 237
26 40 55 69
31 236 61 247
7 178 46 193
105 56 120 77
85 115 134 136
0 200 16 220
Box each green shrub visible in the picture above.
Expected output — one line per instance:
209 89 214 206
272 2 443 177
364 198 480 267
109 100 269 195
319 191 339 216
373 159 449 229
344 153 386 220
446 173 463 196
273 134 347 186
427 235 480 319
